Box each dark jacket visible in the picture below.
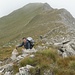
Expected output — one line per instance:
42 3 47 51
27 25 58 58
18 40 32 49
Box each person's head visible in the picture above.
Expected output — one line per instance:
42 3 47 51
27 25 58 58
22 37 27 43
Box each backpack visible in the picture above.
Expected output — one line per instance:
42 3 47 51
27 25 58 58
27 37 34 48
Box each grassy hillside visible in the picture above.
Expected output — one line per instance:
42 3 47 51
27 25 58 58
0 3 75 47
0 3 52 46
14 48 75 75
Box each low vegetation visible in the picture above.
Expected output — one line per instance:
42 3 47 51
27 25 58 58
19 48 75 75
0 46 75 75
0 46 22 61
0 47 13 61
0 3 75 75
20 48 58 66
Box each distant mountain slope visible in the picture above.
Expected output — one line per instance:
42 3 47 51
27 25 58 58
0 3 75 46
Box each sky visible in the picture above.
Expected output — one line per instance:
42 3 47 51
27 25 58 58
0 0 75 18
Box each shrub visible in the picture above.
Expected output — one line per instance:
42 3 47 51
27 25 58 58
68 61 75 70
57 56 75 68
20 57 35 67
19 48 75 75
36 48 58 62
20 48 57 67
53 68 75 75
58 69 75 75
13 63 19 74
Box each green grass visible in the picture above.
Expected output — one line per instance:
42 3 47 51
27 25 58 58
20 48 58 67
69 61 75 70
0 46 22 61
0 47 13 61
19 48 58 75
0 3 74 47
19 48 75 75
0 46 75 75
57 56 75 68
13 63 19 74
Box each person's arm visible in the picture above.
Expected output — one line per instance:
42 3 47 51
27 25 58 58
18 42 24 47
16 42 24 49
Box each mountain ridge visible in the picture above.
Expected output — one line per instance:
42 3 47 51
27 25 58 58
0 3 75 46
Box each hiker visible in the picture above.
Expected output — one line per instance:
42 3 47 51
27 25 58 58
16 37 33 49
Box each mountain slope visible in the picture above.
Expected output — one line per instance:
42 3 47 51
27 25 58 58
0 3 75 46
0 3 52 46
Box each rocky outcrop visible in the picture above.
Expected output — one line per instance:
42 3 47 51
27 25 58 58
54 39 75 57
0 39 75 75
0 63 13 75
16 65 34 75
0 48 37 75
11 49 18 61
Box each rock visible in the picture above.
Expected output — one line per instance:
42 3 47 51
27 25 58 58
55 40 75 57
70 43 75 50
11 55 17 61
62 52 68 58
11 49 18 61
17 55 24 61
0 61 3 66
4 71 11 75
29 55 35 58
3 58 12 65
0 63 13 75
22 48 37 54
19 65 34 75
36 45 46 50
63 42 75 56
25 65 34 69
3 63 13 72
17 54 28 61
57 50 63 56
15 73 20 75
21 54 28 57
12 49 18 55
16 48 37 61
0 67 4 74
19 67 29 75
54 43 63 49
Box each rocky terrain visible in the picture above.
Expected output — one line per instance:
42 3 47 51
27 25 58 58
0 40 75 75
0 3 75 75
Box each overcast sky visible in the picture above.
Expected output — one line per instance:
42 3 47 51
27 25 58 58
0 0 75 18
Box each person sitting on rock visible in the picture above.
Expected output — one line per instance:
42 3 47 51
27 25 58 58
16 37 33 49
